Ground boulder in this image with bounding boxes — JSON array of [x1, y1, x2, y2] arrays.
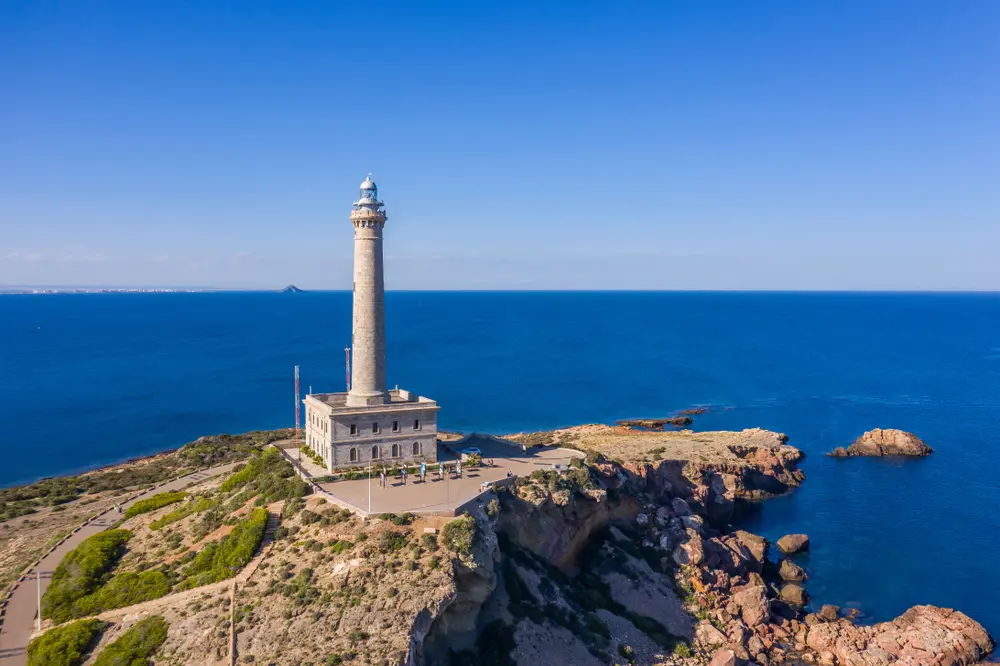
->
[[829, 428, 932, 457], [731, 585, 770, 628], [732, 530, 769, 564], [779, 558, 807, 582], [710, 649, 740, 666], [673, 529, 705, 566], [777, 533, 810, 554], [695, 620, 729, 648], [818, 604, 840, 622], [672, 497, 693, 516], [780, 583, 809, 606]]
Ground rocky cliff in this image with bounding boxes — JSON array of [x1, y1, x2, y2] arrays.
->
[[471, 426, 993, 666]]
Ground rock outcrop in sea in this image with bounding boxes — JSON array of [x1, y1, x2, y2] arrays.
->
[[829, 428, 933, 458]]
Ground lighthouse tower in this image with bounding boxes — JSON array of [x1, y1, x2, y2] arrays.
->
[[301, 175, 439, 471], [347, 174, 389, 407]]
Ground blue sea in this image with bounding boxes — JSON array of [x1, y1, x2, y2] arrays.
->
[[2, 291, 999, 635]]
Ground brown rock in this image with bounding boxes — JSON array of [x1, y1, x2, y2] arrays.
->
[[777, 533, 810, 554], [731, 585, 771, 628], [732, 529, 770, 564], [803, 605, 994, 666], [780, 583, 809, 606], [779, 558, 807, 582], [829, 428, 932, 457], [673, 529, 705, 566], [818, 604, 840, 622], [710, 649, 739, 666], [695, 621, 729, 648]]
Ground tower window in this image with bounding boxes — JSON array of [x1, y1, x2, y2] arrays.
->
[[412, 441, 421, 456], [413, 419, 420, 430], [392, 420, 399, 433], [371, 445, 380, 459], [391, 443, 400, 458], [349, 447, 358, 463], [350, 424, 358, 436], [372, 423, 380, 434]]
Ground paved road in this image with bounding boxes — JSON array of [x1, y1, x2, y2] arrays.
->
[[0, 463, 241, 665], [315, 435, 583, 515]]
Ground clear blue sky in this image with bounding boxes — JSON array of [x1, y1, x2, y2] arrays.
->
[[2, 1, 998, 290]]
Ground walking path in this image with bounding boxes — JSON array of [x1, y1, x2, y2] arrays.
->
[[0, 462, 242, 665]]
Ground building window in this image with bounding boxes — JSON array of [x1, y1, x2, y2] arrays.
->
[[412, 441, 420, 456], [372, 422, 380, 434], [413, 419, 420, 430], [349, 447, 358, 463], [371, 445, 380, 459], [392, 420, 399, 433], [391, 443, 400, 458], [350, 424, 357, 436]]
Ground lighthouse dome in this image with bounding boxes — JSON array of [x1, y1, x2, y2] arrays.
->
[[360, 174, 376, 191]]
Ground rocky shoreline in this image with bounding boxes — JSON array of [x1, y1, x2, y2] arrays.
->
[[441, 424, 995, 666]]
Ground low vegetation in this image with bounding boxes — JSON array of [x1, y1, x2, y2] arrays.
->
[[123, 491, 187, 519], [220, 448, 308, 502], [1, 429, 293, 524], [26, 618, 107, 666], [73, 571, 171, 617], [149, 495, 215, 530], [179, 508, 269, 589], [441, 514, 476, 555], [42, 530, 131, 622], [300, 445, 325, 467], [94, 615, 169, 666]]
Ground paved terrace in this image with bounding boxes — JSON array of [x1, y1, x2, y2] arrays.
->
[[279, 434, 583, 516]]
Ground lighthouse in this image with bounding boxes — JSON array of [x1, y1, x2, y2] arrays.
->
[[301, 175, 440, 471], [347, 174, 389, 407]]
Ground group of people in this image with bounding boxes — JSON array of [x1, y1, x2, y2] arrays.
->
[[374, 460, 475, 488]]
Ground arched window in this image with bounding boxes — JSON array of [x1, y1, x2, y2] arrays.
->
[[349, 447, 358, 463], [412, 441, 420, 456], [371, 445, 380, 460], [391, 443, 400, 458]]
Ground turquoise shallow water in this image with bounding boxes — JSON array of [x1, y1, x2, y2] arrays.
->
[[1, 291, 998, 635]]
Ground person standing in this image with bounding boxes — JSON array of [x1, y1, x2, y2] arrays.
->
[[380, 470, 386, 489], [402, 466, 407, 486]]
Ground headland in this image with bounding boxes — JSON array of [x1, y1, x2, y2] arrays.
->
[[0, 421, 992, 666]]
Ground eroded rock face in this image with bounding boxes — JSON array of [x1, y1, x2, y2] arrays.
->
[[829, 428, 933, 458], [802, 605, 994, 666], [777, 533, 810, 554]]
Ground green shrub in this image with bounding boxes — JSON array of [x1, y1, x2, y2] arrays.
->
[[180, 508, 269, 589], [42, 530, 131, 622], [124, 491, 187, 519], [27, 618, 107, 666], [73, 571, 171, 616], [441, 515, 476, 555], [94, 615, 169, 666], [150, 496, 214, 530], [221, 449, 307, 502]]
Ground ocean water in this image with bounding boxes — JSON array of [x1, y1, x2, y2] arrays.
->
[[1, 291, 999, 635]]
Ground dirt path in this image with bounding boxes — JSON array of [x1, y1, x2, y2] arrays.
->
[[0, 462, 242, 666]]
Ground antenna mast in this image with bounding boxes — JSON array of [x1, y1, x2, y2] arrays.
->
[[294, 365, 301, 444], [345, 347, 351, 392]]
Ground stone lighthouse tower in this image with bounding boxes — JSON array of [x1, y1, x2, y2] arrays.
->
[[347, 174, 389, 407], [301, 174, 439, 471]]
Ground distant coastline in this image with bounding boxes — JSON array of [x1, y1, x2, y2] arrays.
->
[[0, 286, 302, 295]]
